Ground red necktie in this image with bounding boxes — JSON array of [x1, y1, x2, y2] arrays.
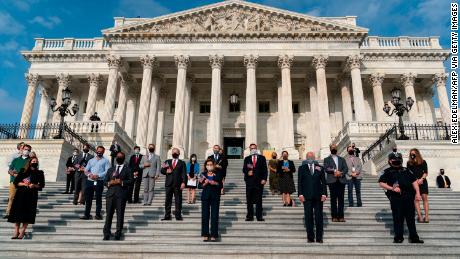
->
[[172, 159, 177, 169], [135, 155, 139, 163], [252, 155, 256, 167]]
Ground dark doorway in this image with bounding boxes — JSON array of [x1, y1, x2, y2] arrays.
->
[[223, 137, 245, 159]]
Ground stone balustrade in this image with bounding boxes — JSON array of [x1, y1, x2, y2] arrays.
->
[[33, 37, 110, 51], [361, 36, 441, 49]]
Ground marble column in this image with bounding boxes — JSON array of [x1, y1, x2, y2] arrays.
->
[[136, 55, 156, 149], [20, 73, 40, 127], [277, 54, 298, 158], [306, 72, 320, 154], [368, 73, 386, 121], [276, 76, 284, 149], [401, 73, 418, 122], [244, 54, 258, 151], [208, 54, 224, 152], [53, 73, 71, 122], [125, 93, 137, 138], [155, 88, 168, 159], [146, 74, 163, 146], [115, 74, 129, 128], [170, 55, 190, 158], [337, 73, 353, 124], [102, 55, 122, 121], [347, 55, 366, 121], [433, 73, 450, 124], [312, 55, 331, 158], [85, 73, 102, 121], [34, 86, 49, 138], [182, 75, 194, 158]]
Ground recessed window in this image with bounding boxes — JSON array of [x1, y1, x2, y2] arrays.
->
[[258, 101, 270, 113], [292, 102, 300, 114], [170, 101, 175, 114], [200, 102, 211, 113], [229, 101, 240, 113]]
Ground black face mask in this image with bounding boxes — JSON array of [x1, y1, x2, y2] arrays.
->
[[348, 150, 354, 155], [331, 149, 337, 155], [272, 156, 277, 159], [116, 157, 125, 164], [410, 154, 416, 159], [440, 171, 445, 175], [96, 152, 103, 158], [393, 148, 397, 153], [30, 163, 39, 169], [172, 153, 179, 159], [83, 149, 89, 153], [148, 148, 155, 153]]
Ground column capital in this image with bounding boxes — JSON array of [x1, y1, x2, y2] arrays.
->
[[312, 55, 328, 70], [336, 73, 351, 85], [87, 73, 103, 86], [346, 54, 363, 70], [432, 72, 448, 86], [278, 54, 294, 69], [56, 73, 71, 86], [244, 54, 259, 69], [120, 73, 133, 87], [140, 55, 158, 69], [25, 73, 40, 87], [107, 55, 122, 69], [400, 73, 417, 87], [209, 54, 224, 69], [39, 86, 48, 97], [174, 55, 190, 69], [368, 73, 385, 87]]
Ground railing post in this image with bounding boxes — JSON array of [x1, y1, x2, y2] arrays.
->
[[414, 123, 419, 140], [444, 123, 450, 140]]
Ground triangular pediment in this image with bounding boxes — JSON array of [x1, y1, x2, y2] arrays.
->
[[103, 0, 368, 40]]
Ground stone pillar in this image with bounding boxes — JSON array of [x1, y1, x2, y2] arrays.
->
[[85, 73, 102, 121], [169, 55, 190, 158], [306, 72, 320, 154], [208, 54, 224, 153], [244, 54, 258, 153], [136, 55, 156, 149], [433, 73, 450, 124], [102, 55, 122, 121], [347, 55, 366, 121], [337, 73, 353, 124], [125, 93, 137, 138], [146, 74, 163, 146], [276, 75, 284, 149], [183, 75, 194, 158], [115, 74, 129, 128], [20, 73, 40, 126], [277, 54, 299, 158], [401, 73, 418, 122], [34, 86, 49, 138], [368, 73, 386, 121], [312, 55, 331, 158], [155, 88, 168, 159], [53, 73, 71, 122]]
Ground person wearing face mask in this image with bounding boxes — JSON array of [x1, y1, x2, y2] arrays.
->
[[277, 151, 296, 207], [406, 148, 429, 223], [200, 159, 224, 242], [345, 145, 363, 207], [206, 145, 228, 195], [323, 144, 348, 222], [242, 143, 268, 221], [186, 154, 200, 204], [389, 146, 401, 159], [139, 144, 161, 206], [5, 144, 32, 219], [379, 152, 424, 244], [436, 169, 451, 188], [127, 146, 144, 204], [109, 141, 121, 167], [73, 144, 94, 206], [103, 152, 133, 241], [8, 157, 45, 239], [351, 143, 360, 158], [64, 148, 81, 194], [81, 146, 110, 220], [160, 147, 187, 221], [268, 152, 280, 195]]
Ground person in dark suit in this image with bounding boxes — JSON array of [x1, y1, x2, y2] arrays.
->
[[323, 144, 348, 222], [206, 145, 228, 195], [160, 147, 187, 221], [200, 158, 224, 242], [242, 143, 268, 221], [64, 148, 81, 194], [73, 144, 94, 205], [298, 152, 327, 243], [277, 151, 296, 207], [103, 151, 133, 241], [127, 146, 143, 203], [436, 169, 451, 188], [109, 141, 121, 167]]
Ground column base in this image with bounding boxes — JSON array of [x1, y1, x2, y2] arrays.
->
[[167, 147, 185, 159]]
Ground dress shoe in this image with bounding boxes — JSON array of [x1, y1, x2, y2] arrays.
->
[[245, 217, 254, 221], [393, 238, 404, 243], [3, 215, 9, 219], [357, 204, 363, 207], [73, 202, 78, 205], [161, 217, 172, 221], [210, 237, 218, 242], [114, 235, 121, 240], [348, 204, 354, 207], [316, 239, 323, 243], [80, 215, 92, 220], [95, 215, 103, 220], [103, 235, 110, 241], [331, 218, 338, 222], [307, 239, 315, 243], [257, 218, 265, 222], [62, 192, 69, 194], [409, 238, 424, 244], [338, 218, 346, 222], [176, 216, 183, 221]]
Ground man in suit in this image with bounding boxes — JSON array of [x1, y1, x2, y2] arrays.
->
[[160, 147, 187, 221], [298, 152, 327, 243], [436, 169, 451, 188], [242, 143, 268, 221], [127, 146, 143, 203], [345, 145, 364, 207], [139, 144, 161, 206], [207, 145, 228, 195], [64, 148, 81, 194], [103, 151, 133, 241], [323, 143, 348, 222], [73, 144, 94, 205], [109, 140, 121, 166]]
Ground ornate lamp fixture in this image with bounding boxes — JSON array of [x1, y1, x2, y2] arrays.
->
[[383, 88, 414, 140]]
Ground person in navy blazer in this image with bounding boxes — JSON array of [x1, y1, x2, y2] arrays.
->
[[323, 144, 348, 222], [298, 152, 327, 243], [242, 143, 268, 221]]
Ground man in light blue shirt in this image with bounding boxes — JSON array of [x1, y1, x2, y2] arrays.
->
[[81, 146, 110, 220]]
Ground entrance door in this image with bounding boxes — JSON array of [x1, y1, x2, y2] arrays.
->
[[223, 137, 245, 159]]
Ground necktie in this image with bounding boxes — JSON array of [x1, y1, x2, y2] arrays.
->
[[443, 176, 448, 187], [172, 159, 177, 169], [135, 155, 139, 163], [83, 153, 87, 161], [72, 156, 76, 163], [252, 155, 256, 167], [215, 154, 217, 161], [114, 165, 121, 178], [310, 164, 314, 175]]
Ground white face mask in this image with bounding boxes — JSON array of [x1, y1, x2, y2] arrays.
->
[[206, 166, 214, 171], [22, 150, 30, 157], [250, 149, 258, 155], [191, 158, 196, 161], [73, 152, 78, 156]]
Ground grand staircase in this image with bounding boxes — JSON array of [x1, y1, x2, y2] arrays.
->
[[1, 159, 460, 258]]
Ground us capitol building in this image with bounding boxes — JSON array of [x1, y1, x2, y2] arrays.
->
[[2, 0, 456, 187]]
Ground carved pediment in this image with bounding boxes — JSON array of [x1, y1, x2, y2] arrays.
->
[[103, 0, 368, 40]]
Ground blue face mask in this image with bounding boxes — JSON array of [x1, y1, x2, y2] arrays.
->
[[306, 159, 315, 164]]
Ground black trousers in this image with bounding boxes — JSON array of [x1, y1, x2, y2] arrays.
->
[[390, 195, 420, 241], [84, 180, 104, 217], [246, 185, 263, 219], [73, 172, 86, 204], [164, 186, 182, 218], [127, 175, 142, 203], [201, 191, 221, 238], [304, 199, 324, 241], [329, 181, 345, 218], [103, 193, 127, 237], [348, 178, 362, 206], [65, 172, 75, 193]]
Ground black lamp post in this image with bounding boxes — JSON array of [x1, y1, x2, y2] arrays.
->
[[230, 91, 239, 105], [50, 87, 79, 139], [383, 87, 414, 140]]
